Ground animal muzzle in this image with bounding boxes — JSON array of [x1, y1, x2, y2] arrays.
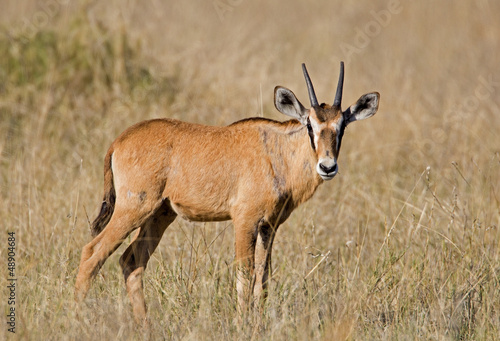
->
[[317, 158, 338, 180]]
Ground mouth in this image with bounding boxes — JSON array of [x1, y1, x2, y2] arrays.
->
[[317, 162, 338, 180], [318, 171, 337, 181]]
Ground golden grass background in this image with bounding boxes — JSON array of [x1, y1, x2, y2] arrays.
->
[[1, 0, 499, 339]]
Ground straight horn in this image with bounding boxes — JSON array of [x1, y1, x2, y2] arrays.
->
[[302, 63, 319, 107], [333, 61, 344, 108]]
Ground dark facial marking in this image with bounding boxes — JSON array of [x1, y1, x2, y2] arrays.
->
[[337, 118, 346, 152], [306, 117, 315, 151], [319, 128, 336, 156], [319, 128, 335, 143], [315, 105, 330, 122]]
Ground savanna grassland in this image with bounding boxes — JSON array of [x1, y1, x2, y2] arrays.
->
[[1, 1, 499, 340]]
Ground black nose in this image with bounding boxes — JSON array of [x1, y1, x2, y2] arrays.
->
[[319, 163, 337, 174]]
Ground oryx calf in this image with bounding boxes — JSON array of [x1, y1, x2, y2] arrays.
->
[[75, 62, 380, 322]]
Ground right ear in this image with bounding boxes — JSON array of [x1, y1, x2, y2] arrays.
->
[[274, 86, 308, 125]]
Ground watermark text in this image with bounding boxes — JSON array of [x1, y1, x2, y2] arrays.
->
[[6, 232, 16, 334]]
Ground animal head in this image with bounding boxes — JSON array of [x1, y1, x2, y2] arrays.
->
[[274, 62, 380, 180]]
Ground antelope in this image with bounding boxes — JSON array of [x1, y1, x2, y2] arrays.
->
[[75, 62, 380, 323]]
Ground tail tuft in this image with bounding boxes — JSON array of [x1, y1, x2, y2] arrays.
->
[[90, 148, 116, 237], [90, 197, 115, 237]]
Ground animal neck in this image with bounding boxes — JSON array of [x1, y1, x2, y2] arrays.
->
[[260, 120, 323, 207]]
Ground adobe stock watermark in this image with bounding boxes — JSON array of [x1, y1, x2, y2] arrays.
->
[[336, 0, 403, 63], [407, 73, 500, 170], [213, 0, 245, 22], [6, 232, 16, 334], [11, 0, 70, 42], [444, 74, 500, 125]]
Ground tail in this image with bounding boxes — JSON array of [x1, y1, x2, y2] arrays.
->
[[91, 147, 116, 237]]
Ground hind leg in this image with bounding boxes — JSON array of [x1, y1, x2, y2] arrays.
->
[[75, 205, 159, 301], [119, 201, 176, 323]]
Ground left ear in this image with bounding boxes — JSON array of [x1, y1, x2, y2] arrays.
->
[[343, 92, 380, 125]]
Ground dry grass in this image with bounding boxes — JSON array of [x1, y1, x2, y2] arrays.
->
[[1, 0, 499, 340]]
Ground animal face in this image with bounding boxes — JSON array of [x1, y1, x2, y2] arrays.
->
[[306, 104, 344, 179], [274, 62, 380, 180]]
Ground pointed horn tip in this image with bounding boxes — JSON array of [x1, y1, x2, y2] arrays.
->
[[301, 63, 318, 107], [339, 61, 345, 75], [333, 61, 345, 107], [301, 63, 308, 75]]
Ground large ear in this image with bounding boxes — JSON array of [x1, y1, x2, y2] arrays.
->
[[274, 86, 308, 125], [343, 92, 380, 125]]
